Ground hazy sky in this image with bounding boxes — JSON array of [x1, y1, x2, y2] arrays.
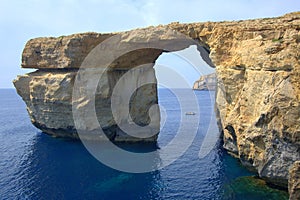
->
[[1, 0, 299, 88]]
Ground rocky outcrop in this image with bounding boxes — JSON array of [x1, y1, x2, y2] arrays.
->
[[193, 73, 216, 90], [289, 161, 300, 200], [14, 12, 300, 193]]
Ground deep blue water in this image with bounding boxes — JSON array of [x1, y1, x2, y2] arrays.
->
[[0, 89, 288, 200]]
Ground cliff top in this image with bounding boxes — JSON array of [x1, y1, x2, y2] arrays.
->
[[21, 11, 299, 71]]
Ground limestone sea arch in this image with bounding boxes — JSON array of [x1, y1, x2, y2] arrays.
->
[[14, 12, 300, 195]]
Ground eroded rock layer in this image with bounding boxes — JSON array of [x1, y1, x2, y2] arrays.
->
[[14, 12, 300, 194]]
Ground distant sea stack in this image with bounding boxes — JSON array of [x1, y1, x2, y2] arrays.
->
[[14, 12, 300, 197], [193, 73, 216, 90]]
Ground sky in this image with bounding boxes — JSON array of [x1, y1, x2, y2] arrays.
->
[[1, 0, 300, 88]]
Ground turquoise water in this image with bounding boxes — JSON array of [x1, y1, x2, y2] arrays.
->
[[0, 89, 288, 199]]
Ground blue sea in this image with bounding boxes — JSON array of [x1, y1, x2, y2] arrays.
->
[[0, 89, 288, 200]]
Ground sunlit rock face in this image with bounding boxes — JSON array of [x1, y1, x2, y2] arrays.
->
[[14, 12, 300, 193]]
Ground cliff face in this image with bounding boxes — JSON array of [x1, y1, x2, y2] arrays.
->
[[14, 12, 299, 193], [289, 161, 300, 200], [193, 73, 216, 90]]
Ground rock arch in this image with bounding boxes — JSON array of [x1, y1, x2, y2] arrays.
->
[[16, 26, 216, 141], [14, 12, 300, 191]]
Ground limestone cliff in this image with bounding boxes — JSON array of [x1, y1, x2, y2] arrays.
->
[[193, 73, 216, 90], [14, 12, 300, 195]]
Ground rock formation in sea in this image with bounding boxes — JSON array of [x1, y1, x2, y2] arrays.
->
[[193, 73, 216, 90], [14, 12, 300, 196]]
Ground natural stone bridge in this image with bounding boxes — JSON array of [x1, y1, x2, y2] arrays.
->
[[14, 12, 299, 197]]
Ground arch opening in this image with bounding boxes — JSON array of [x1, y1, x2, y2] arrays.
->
[[152, 45, 218, 152]]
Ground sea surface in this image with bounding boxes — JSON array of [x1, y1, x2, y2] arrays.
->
[[0, 89, 288, 200]]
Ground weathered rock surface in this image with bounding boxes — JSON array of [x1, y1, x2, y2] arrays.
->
[[21, 33, 113, 69], [193, 73, 216, 90], [14, 12, 300, 195], [289, 161, 300, 200]]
